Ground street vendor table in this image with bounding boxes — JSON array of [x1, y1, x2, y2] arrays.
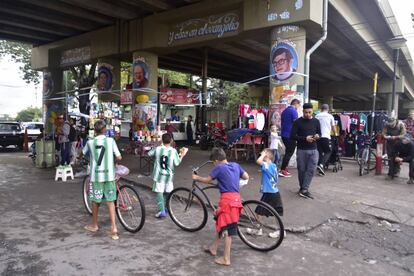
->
[[230, 132, 266, 161], [125, 140, 161, 175]]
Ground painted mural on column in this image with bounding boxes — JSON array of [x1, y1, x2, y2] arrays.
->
[[269, 25, 305, 119], [132, 58, 150, 89], [97, 63, 114, 91], [42, 72, 60, 134]]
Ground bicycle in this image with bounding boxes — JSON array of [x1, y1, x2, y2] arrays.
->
[[357, 135, 388, 176], [166, 161, 284, 252], [82, 163, 146, 233]]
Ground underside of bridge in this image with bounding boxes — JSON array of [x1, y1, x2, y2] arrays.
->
[[1, 0, 413, 115]]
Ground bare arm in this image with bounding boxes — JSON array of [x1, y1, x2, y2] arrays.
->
[[256, 151, 266, 166], [192, 174, 214, 184], [241, 171, 249, 180]]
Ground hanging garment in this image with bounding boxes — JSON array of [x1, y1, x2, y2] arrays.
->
[[339, 114, 351, 133], [358, 113, 368, 134], [349, 113, 360, 133]]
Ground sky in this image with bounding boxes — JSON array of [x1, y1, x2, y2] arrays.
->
[[0, 0, 413, 118]]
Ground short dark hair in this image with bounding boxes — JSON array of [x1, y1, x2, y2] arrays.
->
[[263, 148, 274, 160], [210, 147, 226, 161], [291, 99, 300, 106], [273, 47, 292, 62], [94, 120, 106, 135], [303, 103, 313, 110], [162, 133, 172, 144]]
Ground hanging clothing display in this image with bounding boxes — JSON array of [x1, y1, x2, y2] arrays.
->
[[358, 113, 368, 134]]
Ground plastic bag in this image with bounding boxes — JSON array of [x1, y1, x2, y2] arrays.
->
[[116, 164, 130, 177]]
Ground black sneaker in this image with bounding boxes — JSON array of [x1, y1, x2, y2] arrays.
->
[[298, 190, 314, 199], [317, 164, 325, 176]]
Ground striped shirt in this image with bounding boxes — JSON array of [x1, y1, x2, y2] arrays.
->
[[148, 145, 181, 184], [82, 135, 121, 182]]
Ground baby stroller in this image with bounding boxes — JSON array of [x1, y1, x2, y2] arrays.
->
[[326, 136, 343, 172]]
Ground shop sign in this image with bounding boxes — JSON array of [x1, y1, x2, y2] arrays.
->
[[120, 90, 133, 105], [60, 46, 91, 67], [168, 11, 240, 46], [160, 88, 200, 104]]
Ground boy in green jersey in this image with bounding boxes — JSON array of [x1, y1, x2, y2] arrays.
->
[[81, 120, 122, 240], [148, 133, 188, 218]]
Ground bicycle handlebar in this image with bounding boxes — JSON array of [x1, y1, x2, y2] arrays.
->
[[192, 160, 213, 174]]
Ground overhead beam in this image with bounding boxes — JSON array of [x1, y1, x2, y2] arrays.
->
[[1, 1, 97, 31], [0, 33, 44, 45], [59, 0, 140, 19], [137, 0, 173, 11], [0, 12, 76, 37], [0, 25, 57, 42], [16, 0, 114, 24]]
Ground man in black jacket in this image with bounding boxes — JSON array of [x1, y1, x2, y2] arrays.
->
[[393, 134, 414, 184], [290, 103, 321, 199]]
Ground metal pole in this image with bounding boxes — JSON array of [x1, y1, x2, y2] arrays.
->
[[368, 73, 378, 173], [304, 0, 328, 102], [201, 48, 208, 132], [391, 48, 400, 118]]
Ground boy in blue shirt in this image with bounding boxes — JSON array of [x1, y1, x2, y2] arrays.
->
[[193, 148, 249, 266], [247, 149, 284, 238]]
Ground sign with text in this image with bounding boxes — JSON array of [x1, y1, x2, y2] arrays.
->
[[168, 11, 240, 46], [60, 46, 91, 67], [160, 88, 200, 104]]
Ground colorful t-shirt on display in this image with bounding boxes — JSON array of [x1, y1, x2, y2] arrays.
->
[[261, 162, 278, 193], [82, 135, 121, 182], [148, 145, 181, 184], [358, 113, 368, 134], [339, 114, 351, 133], [210, 162, 246, 193], [349, 114, 360, 133]]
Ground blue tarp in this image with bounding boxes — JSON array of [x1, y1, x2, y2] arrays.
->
[[227, 128, 261, 148]]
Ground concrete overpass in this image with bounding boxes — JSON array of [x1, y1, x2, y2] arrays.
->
[[1, 0, 413, 117]]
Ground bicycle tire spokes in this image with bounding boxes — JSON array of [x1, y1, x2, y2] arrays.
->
[[116, 185, 145, 233], [238, 200, 284, 252], [167, 188, 208, 232]]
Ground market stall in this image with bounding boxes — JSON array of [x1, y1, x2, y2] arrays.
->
[[159, 88, 200, 142]]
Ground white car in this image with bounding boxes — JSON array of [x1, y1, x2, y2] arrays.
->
[[21, 122, 44, 141]]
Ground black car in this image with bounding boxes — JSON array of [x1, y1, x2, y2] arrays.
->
[[0, 122, 24, 149]]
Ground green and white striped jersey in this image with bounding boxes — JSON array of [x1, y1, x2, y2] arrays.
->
[[148, 145, 181, 184], [82, 135, 121, 182]]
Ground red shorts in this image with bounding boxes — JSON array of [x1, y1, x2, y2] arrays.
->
[[215, 192, 243, 234]]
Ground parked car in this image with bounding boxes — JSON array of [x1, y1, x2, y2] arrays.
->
[[21, 122, 44, 141], [0, 122, 24, 149]]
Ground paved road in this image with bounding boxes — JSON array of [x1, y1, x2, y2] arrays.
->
[[1, 150, 413, 275]]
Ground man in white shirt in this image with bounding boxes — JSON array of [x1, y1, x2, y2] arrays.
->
[[315, 104, 335, 176]]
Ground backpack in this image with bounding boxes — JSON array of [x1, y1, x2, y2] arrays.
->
[[67, 122, 77, 142]]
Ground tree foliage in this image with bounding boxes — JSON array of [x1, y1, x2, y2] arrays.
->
[[15, 107, 42, 122], [0, 40, 40, 85]]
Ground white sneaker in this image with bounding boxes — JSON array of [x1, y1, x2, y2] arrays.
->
[[246, 228, 263, 236], [269, 230, 286, 239]]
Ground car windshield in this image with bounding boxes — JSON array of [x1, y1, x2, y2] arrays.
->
[[0, 124, 21, 131]]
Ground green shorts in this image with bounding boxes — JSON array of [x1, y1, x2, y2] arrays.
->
[[89, 181, 117, 203]]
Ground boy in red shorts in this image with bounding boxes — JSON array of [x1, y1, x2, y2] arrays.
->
[[192, 148, 249, 266]]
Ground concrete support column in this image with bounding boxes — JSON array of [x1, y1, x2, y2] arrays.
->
[[97, 57, 121, 102], [131, 51, 158, 131], [323, 95, 334, 110], [43, 68, 63, 135], [269, 25, 306, 113], [387, 93, 399, 117]]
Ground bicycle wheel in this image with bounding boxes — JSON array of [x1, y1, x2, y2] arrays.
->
[[82, 176, 93, 215], [167, 187, 208, 232], [238, 200, 284, 252], [116, 184, 146, 233]]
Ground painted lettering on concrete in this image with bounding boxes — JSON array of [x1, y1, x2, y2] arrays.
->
[[168, 12, 240, 46]]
